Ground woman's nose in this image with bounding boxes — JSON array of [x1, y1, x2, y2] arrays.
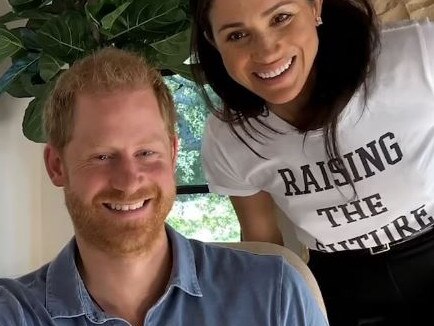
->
[[251, 33, 280, 63]]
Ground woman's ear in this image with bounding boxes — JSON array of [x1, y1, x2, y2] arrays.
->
[[313, 0, 323, 19], [204, 31, 217, 49]]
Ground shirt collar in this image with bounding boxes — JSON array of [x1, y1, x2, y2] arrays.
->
[[45, 224, 202, 321], [45, 239, 109, 322], [165, 224, 202, 297]]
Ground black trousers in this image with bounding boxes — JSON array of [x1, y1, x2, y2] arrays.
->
[[308, 229, 434, 326]]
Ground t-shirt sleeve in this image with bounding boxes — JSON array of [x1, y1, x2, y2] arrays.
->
[[420, 19, 434, 90], [279, 262, 329, 326], [201, 117, 260, 196]]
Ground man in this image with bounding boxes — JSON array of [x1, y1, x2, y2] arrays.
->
[[0, 48, 328, 325]]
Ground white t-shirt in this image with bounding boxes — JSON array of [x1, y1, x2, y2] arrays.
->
[[202, 20, 434, 252]]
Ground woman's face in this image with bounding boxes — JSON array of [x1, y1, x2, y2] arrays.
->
[[208, 0, 322, 105]]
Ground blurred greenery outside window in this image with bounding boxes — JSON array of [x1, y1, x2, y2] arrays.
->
[[163, 75, 240, 242]]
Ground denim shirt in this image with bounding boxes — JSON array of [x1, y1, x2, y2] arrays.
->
[[0, 225, 328, 326]]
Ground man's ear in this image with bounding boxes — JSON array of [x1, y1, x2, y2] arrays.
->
[[171, 135, 179, 172], [44, 144, 67, 187]]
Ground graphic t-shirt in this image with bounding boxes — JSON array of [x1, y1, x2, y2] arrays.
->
[[202, 20, 434, 252]]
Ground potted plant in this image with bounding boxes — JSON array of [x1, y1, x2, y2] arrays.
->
[[0, 0, 192, 142]]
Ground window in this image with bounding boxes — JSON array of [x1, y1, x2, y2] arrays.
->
[[164, 75, 240, 242]]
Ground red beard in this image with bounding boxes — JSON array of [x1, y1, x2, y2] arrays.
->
[[64, 184, 175, 256]]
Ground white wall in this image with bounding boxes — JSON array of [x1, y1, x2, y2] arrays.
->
[[0, 74, 72, 279], [0, 0, 72, 277], [0, 90, 44, 276]]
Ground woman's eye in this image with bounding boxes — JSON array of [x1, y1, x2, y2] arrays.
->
[[273, 13, 292, 25], [227, 31, 247, 42], [98, 154, 110, 161]]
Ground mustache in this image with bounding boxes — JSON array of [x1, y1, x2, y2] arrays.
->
[[94, 186, 159, 204]]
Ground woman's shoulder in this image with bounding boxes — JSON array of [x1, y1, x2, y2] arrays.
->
[[204, 114, 232, 143], [205, 113, 227, 131], [376, 19, 433, 72], [381, 18, 432, 30], [380, 18, 433, 39]]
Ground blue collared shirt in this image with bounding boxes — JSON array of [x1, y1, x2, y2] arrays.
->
[[0, 226, 328, 325]]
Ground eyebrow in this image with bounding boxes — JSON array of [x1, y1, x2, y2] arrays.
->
[[87, 135, 167, 152], [262, 0, 295, 17], [217, 0, 295, 33]]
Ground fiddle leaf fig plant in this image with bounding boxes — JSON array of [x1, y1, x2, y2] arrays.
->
[[0, 0, 192, 142]]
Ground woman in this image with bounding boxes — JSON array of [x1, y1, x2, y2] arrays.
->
[[190, 0, 434, 325]]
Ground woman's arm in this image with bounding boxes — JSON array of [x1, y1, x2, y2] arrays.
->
[[230, 191, 284, 245]]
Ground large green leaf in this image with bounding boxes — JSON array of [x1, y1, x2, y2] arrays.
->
[[101, 1, 132, 31], [11, 27, 41, 50], [0, 27, 24, 65], [6, 73, 33, 98], [8, 0, 43, 13], [165, 63, 193, 80], [5, 51, 47, 97], [9, 0, 38, 5], [22, 74, 47, 98], [7, 57, 51, 98], [39, 53, 63, 82], [50, 0, 84, 13], [23, 9, 58, 30], [85, 0, 129, 18], [22, 76, 56, 142], [22, 75, 59, 142], [37, 11, 94, 63], [85, 1, 102, 28], [151, 28, 191, 69], [85, 0, 126, 29], [0, 52, 39, 94], [19, 10, 56, 20], [23, 96, 46, 142], [0, 12, 22, 24], [105, 0, 186, 41]]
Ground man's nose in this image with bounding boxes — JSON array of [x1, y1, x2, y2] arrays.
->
[[110, 158, 145, 195]]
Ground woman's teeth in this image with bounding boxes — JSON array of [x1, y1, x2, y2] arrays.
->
[[256, 58, 293, 79]]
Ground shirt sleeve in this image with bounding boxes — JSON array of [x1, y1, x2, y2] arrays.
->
[[0, 286, 28, 325], [279, 262, 329, 326], [0, 281, 53, 326], [201, 116, 260, 196]]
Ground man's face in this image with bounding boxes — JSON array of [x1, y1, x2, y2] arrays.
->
[[45, 88, 177, 256]]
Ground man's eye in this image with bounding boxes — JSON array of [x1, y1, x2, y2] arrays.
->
[[227, 31, 247, 42], [97, 154, 110, 161], [273, 13, 292, 25], [139, 151, 155, 158]]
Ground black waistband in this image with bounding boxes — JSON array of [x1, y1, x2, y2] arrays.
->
[[311, 226, 434, 258]]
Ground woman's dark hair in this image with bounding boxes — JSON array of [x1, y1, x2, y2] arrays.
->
[[190, 0, 381, 192]]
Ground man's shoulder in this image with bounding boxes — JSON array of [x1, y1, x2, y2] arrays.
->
[[0, 264, 47, 296], [0, 266, 51, 324], [189, 240, 300, 282], [186, 240, 328, 325]]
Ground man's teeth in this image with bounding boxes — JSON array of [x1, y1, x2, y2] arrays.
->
[[109, 201, 145, 211], [257, 58, 293, 79]]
